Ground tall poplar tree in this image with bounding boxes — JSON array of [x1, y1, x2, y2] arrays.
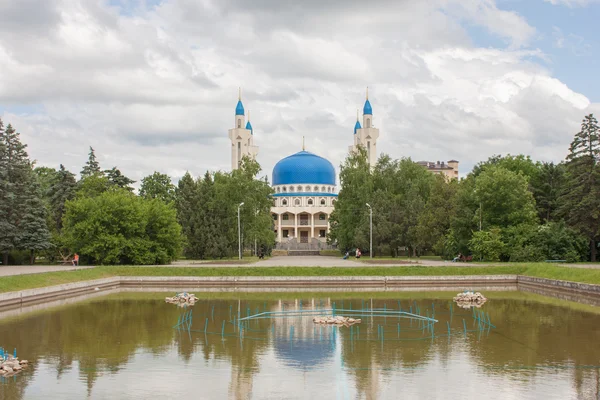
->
[[560, 114, 600, 261]]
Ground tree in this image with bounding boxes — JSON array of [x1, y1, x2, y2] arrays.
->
[[17, 179, 51, 264], [62, 189, 182, 264], [414, 175, 459, 257], [469, 229, 505, 261], [104, 167, 135, 192], [80, 146, 101, 178], [139, 172, 176, 203], [530, 162, 566, 223], [48, 164, 77, 233], [474, 165, 538, 229], [0, 121, 35, 265], [560, 114, 600, 261], [328, 146, 373, 253], [175, 172, 199, 257]]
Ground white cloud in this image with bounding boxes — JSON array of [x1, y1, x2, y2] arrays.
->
[[545, 0, 600, 7], [0, 0, 597, 184]]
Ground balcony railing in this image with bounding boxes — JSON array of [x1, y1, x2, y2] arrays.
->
[[299, 220, 309, 226]]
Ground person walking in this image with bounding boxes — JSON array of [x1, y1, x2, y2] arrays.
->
[[72, 253, 79, 266]]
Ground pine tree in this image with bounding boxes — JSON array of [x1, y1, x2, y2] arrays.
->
[[18, 178, 51, 264], [104, 167, 135, 192], [560, 114, 600, 261], [80, 146, 101, 178], [49, 164, 77, 233], [0, 121, 36, 265]]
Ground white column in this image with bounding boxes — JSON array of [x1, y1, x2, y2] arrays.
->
[[294, 213, 298, 240], [277, 213, 282, 242], [310, 212, 314, 239]]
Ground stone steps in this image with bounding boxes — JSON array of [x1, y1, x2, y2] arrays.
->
[[287, 250, 320, 256]]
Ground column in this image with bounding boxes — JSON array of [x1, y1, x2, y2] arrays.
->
[[327, 214, 330, 236], [294, 213, 298, 240], [277, 213, 282, 242], [310, 212, 314, 239]]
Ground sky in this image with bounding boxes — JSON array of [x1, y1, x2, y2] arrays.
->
[[0, 0, 599, 185]]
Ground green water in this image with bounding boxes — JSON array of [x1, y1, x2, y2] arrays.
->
[[0, 290, 599, 399]]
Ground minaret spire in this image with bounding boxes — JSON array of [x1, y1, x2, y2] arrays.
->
[[238, 87, 241, 100], [357, 109, 359, 121], [248, 110, 250, 121], [302, 136, 305, 151], [366, 86, 369, 100]]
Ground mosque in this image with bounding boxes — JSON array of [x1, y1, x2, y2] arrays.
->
[[228, 90, 379, 249]]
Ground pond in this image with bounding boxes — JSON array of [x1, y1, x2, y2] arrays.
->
[[0, 289, 599, 399]]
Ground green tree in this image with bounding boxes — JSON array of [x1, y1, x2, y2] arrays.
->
[[559, 114, 600, 261], [17, 179, 51, 264], [414, 175, 459, 257], [33, 166, 59, 197], [104, 166, 135, 192], [48, 164, 77, 233], [0, 121, 36, 265], [175, 172, 199, 257], [530, 162, 566, 223], [80, 146, 101, 178], [328, 146, 373, 252], [474, 165, 538, 229], [469, 229, 505, 261], [139, 171, 176, 203], [62, 189, 182, 264], [76, 174, 112, 198]]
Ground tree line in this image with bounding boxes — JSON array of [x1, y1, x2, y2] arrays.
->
[[0, 118, 274, 265], [329, 114, 600, 262]]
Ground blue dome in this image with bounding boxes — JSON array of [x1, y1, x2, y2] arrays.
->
[[235, 100, 245, 116], [363, 99, 372, 115], [272, 151, 336, 185], [354, 120, 361, 134], [245, 120, 253, 134]]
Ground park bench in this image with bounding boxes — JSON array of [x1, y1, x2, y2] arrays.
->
[[545, 260, 566, 263]]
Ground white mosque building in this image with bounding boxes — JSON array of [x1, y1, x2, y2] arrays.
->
[[229, 90, 379, 249]]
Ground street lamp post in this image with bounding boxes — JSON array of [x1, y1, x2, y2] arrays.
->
[[366, 203, 372, 259], [238, 202, 244, 260]]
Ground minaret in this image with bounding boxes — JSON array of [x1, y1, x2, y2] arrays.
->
[[348, 88, 379, 167], [228, 88, 259, 170]]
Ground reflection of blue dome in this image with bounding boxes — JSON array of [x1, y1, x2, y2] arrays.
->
[[363, 99, 372, 115], [245, 120, 253, 134], [272, 151, 336, 185], [354, 120, 361, 134], [275, 338, 334, 369], [235, 100, 245, 116]]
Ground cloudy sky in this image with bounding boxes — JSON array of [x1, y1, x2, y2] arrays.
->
[[1, 0, 599, 185]]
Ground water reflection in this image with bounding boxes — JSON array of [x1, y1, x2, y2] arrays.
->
[[0, 291, 598, 399]]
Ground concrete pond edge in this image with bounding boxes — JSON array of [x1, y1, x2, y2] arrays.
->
[[0, 275, 599, 309]]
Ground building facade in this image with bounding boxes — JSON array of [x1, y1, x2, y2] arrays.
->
[[229, 92, 377, 249], [416, 160, 459, 180]]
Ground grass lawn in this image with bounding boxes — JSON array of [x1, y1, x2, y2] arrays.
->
[[1, 263, 600, 293]]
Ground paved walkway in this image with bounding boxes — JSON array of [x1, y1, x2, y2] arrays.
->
[[0, 265, 94, 277]]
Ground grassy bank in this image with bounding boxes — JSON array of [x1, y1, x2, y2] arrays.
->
[[0, 264, 599, 293]]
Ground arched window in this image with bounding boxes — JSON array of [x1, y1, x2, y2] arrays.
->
[[321, 186, 326, 192], [276, 187, 280, 193], [306, 186, 311, 192], [327, 187, 331, 193], [366, 118, 371, 128], [314, 186, 319, 192], [294, 198, 300, 206], [308, 199, 313, 205], [320, 199, 326, 206], [237, 120, 241, 128], [282, 187, 287, 192], [289, 186, 294, 192], [332, 199, 336, 205], [282, 199, 288, 206], [297, 186, 302, 192]]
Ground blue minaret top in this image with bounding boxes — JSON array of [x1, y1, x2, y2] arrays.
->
[[235, 87, 244, 115], [235, 100, 244, 116], [245, 120, 253, 134], [363, 87, 372, 115], [354, 110, 361, 134]]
